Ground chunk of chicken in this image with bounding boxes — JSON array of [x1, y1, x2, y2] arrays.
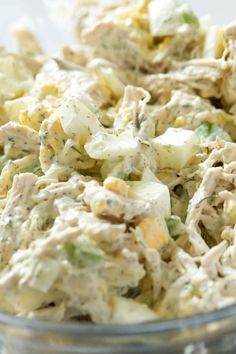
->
[[0, 173, 37, 268], [0, 122, 40, 158], [82, 22, 150, 71]]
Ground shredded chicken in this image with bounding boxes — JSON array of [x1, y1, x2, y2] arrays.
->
[[0, 0, 236, 325]]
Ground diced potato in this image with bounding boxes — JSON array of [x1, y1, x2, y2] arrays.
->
[[148, 0, 199, 37], [85, 132, 138, 160], [111, 296, 157, 324], [138, 216, 170, 250], [152, 128, 197, 170], [58, 96, 103, 144], [128, 181, 171, 217], [104, 176, 129, 197], [203, 26, 225, 59]]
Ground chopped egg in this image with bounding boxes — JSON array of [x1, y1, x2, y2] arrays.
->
[[58, 96, 103, 145], [148, 0, 199, 37], [152, 128, 197, 170], [85, 132, 138, 160], [128, 180, 171, 217], [138, 216, 170, 250], [104, 176, 129, 197], [111, 296, 157, 324]]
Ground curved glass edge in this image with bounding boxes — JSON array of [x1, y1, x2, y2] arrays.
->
[[0, 304, 236, 337]]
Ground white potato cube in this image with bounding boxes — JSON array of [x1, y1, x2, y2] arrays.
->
[[85, 132, 138, 160], [58, 96, 103, 144], [152, 128, 197, 170], [128, 181, 171, 217]]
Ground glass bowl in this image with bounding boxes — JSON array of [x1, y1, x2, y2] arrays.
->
[[1, 306, 236, 354], [1, 1, 236, 354]]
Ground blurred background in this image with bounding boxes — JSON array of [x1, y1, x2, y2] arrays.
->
[[0, 0, 235, 52]]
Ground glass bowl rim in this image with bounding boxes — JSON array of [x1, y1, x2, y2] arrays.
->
[[0, 304, 236, 337]]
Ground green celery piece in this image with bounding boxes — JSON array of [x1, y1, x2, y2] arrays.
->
[[63, 243, 104, 268], [167, 215, 186, 238], [195, 122, 232, 143], [181, 11, 199, 29], [19, 159, 43, 176]]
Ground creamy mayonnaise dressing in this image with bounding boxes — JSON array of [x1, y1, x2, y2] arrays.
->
[[0, 0, 236, 324]]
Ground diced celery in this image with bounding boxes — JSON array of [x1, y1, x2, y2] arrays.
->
[[63, 243, 104, 268], [166, 215, 186, 238], [20, 160, 43, 176], [195, 122, 232, 143], [181, 12, 199, 29]]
